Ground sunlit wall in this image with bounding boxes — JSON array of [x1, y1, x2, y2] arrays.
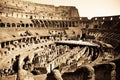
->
[[26, 0, 120, 19]]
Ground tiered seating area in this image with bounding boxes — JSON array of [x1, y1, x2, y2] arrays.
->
[[98, 32, 120, 46], [0, 0, 79, 20], [82, 15, 120, 54], [0, 0, 120, 80]]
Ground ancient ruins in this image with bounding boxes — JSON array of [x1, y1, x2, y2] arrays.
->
[[0, 0, 120, 80]]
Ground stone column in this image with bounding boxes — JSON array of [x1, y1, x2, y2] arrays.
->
[[77, 65, 95, 80], [4, 42, 6, 48], [85, 65, 95, 80], [0, 43, 1, 48], [16, 55, 34, 80], [110, 62, 116, 80], [52, 69, 63, 80], [46, 69, 63, 80]]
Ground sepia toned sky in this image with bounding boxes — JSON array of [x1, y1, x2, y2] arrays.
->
[[27, 0, 120, 19]]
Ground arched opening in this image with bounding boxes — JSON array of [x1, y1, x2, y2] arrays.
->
[[21, 23, 25, 27], [30, 16, 33, 19], [17, 23, 20, 27], [30, 24, 33, 27], [1, 23, 5, 27], [0, 23, 1, 27], [94, 25, 98, 28], [72, 21, 75, 27], [26, 23, 29, 27], [7, 23, 11, 27], [62, 21, 65, 27], [12, 23, 16, 27], [69, 21, 71, 27], [65, 21, 68, 27], [1, 42, 5, 48]]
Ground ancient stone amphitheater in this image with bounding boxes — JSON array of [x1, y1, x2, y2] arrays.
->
[[0, 0, 120, 80]]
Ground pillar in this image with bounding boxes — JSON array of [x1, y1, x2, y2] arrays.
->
[[4, 42, 6, 48], [16, 55, 34, 80], [85, 65, 95, 80], [110, 62, 116, 80], [52, 69, 63, 80], [0, 43, 1, 48], [77, 65, 95, 80]]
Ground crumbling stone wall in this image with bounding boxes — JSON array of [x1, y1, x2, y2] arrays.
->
[[94, 62, 116, 80], [62, 65, 95, 80]]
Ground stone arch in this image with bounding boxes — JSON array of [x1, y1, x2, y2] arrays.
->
[[94, 62, 116, 80], [30, 24, 33, 27], [17, 23, 20, 27], [21, 23, 25, 27], [26, 23, 29, 27], [62, 65, 95, 80], [1, 23, 5, 27], [30, 16, 33, 19], [12, 23, 16, 27], [7, 23, 11, 27]]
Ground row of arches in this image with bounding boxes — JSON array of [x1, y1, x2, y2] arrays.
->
[[31, 19, 79, 28], [0, 20, 79, 28], [0, 36, 50, 48], [0, 23, 33, 28]]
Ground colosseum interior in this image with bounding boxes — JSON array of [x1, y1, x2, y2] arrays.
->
[[0, 0, 120, 80]]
